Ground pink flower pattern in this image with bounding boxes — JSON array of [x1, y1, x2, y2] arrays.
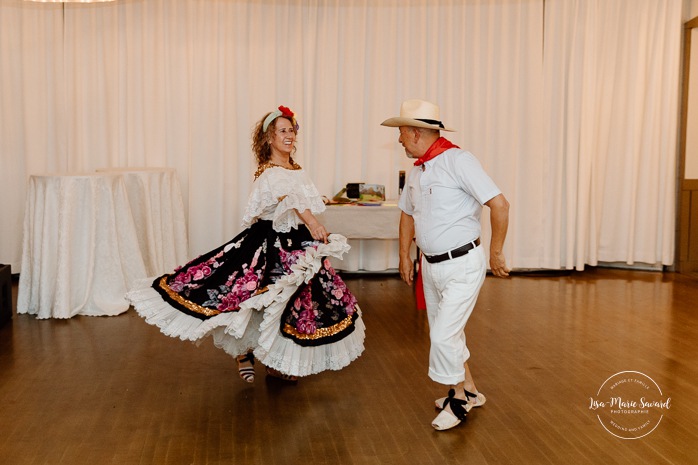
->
[[165, 228, 357, 340], [278, 246, 307, 273], [286, 258, 357, 335], [319, 260, 357, 315], [207, 247, 265, 311], [293, 286, 318, 334], [169, 251, 224, 293]]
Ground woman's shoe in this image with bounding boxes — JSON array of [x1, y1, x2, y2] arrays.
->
[[435, 389, 486, 410], [432, 389, 468, 431], [237, 352, 256, 383], [265, 367, 298, 382]]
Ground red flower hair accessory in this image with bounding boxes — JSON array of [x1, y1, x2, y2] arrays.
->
[[263, 105, 300, 133], [278, 105, 294, 118]]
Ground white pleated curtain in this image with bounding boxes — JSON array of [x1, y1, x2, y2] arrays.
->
[[0, 0, 683, 272], [544, 0, 681, 270]]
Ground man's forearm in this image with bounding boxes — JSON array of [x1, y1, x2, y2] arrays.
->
[[486, 194, 510, 253], [399, 212, 415, 258]]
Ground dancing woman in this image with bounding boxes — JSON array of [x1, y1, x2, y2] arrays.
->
[[126, 105, 365, 383]]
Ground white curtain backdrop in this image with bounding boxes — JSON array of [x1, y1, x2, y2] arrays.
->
[[544, 0, 682, 270], [0, 0, 683, 273]]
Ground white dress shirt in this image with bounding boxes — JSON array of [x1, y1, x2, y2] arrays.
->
[[398, 148, 501, 255]]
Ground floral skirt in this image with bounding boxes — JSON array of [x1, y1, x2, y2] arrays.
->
[[126, 220, 365, 377]]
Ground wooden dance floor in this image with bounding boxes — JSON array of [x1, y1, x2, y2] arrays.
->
[[1, 268, 697, 464]]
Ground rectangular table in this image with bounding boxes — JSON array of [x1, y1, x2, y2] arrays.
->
[[317, 202, 406, 272], [319, 202, 401, 239]]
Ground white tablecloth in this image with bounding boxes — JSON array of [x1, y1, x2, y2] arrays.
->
[[317, 202, 406, 272], [96, 168, 188, 276], [17, 169, 188, 319], [319, 203, 402, 239]]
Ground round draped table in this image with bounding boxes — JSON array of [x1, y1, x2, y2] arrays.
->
[[18, 169, 188, 319], [95, 167, 188, 277]]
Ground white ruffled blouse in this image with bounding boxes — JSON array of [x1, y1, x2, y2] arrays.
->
[[241, 166, 326, 232]]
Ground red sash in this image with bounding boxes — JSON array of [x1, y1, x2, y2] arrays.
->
[[412, 137, 458, 310], [413, 137, 459, 166]]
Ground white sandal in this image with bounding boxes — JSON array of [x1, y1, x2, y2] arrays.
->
[[431, 389, 468, 431], [436, 389, 485, 410]]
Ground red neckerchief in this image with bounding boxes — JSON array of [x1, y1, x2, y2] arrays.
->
[[413, 137, 459, 166]]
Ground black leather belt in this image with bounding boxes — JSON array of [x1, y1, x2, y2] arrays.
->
[[423, 239, 481, 264]]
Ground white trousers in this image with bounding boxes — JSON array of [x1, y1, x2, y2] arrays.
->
[[421, 245, 486, 385]]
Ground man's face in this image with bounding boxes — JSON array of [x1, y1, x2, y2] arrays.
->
[[398, 126, 420, 158]]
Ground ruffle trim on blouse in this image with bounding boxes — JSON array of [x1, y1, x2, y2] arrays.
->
[[271, 189, 325, 233], [125, 234, 363, 376], [241, 169, 325, 232]]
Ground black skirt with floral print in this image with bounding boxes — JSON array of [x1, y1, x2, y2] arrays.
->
[[151, 220, 359, 347]]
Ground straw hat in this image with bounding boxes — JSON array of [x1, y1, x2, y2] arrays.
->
[[381, 99, 455, 132]]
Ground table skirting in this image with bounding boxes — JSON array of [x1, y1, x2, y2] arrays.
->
[[317, 202, 406, 272], [18, 169, 188, 319]]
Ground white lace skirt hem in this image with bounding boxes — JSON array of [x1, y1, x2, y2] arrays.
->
[[125, 234, 364, 376]]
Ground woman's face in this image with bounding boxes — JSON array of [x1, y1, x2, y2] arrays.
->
[[269, 117, 296, 157]]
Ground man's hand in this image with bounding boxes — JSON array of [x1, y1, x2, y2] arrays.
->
[[399, 257, 414, 286], [489, 251, 510, 278], [399, 212, 416, 286]]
